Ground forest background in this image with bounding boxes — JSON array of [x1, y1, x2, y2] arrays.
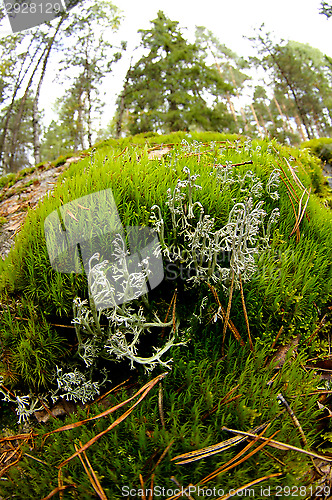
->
[[0, 0, 332, 174]]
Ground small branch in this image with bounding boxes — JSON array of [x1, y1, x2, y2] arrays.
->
[[239, 273, 254, 351], [222, 270, 235, 356], [158, 382, 165, 428], [277, 393, 307, 447]]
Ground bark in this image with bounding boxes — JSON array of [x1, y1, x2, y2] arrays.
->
[[116, 62, 132, 138], [0, 36, 39, 169], [32, 14, 66, 165], [84, 42, 92, 149], [8, 45, 49, 170], [250, 103, 264, 138]]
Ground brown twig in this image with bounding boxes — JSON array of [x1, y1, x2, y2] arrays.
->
[[161, 289, 177, 339], [239, 273, 254, 351], [222, 270, 235, 356], [307, 314, 327, 345], [277, 393, 307, 446], [270, 325, 284, 351], [158, 382, 165, 428]]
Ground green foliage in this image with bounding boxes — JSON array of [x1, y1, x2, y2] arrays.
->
[[0, 344, 324, 498], [118, 11, 233, 135], [248, 28, 332, 141], [0, 132, 331, 397], [301, 137, 332, 163], [320, 1, 332, 18]]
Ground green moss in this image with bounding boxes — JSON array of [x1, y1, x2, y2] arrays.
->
[[0, 172, 16, 190], [0, 132, 331, 494], [301, 137, 332, 163], [0, 346, 324, 498]]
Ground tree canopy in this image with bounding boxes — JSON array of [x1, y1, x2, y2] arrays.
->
[[117, 11, 233, 135]]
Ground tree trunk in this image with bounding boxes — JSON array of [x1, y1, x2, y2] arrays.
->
[[260, 37, 313, 140], [116, 62, 132, 138], [8, 46, 49, 170], [32, 14, 66, 165], [0, 36, 40, 169]]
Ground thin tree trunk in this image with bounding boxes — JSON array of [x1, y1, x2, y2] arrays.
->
[[0, 36, 40, 169], [8, 45, 49, 170], [116, 61, 132, 138], [32, 14, 66, 164], [250, 103, 264, 138], [226, 93, 238, 124], [260, 37, 313, 139], [294, 113, 306, 141], [273, 96, 292, 133]]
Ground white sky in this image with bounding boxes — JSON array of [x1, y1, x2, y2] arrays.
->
[[2, 0, 332, 131]]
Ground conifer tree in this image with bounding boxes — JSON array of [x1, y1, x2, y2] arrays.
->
[[118, 11, 232, 135], [248, 27, 332, 140]]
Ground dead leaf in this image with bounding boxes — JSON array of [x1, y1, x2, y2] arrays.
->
[[34, 399, 77, 423], [6, 204, 20, 215], [270, 334, 300, 369], [148, 147, 171, 160]]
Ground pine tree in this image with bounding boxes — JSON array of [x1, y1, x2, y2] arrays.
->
[[118, 11, 232, 135], [248, 27, 332, 140]]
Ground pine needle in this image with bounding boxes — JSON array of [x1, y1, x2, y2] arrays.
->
[[43, 373, 166, 444], [207, 283, 244, 349], [172, 423, 269, 465], [40, 485, 76, 500], [222, 427, 332, 462], [239, 273, 253, 351], [222, 270, 235, 355], [215, 473, 283, 500], [58, 373, 166, 467], [75, 442, 107, 500], [199, 428, 280, 485]]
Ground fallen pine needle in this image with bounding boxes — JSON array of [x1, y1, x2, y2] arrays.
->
[[215, 472, 283, 500], [75, 442, 107, 500], [58, 373, 167, 467], [172, 423, 269, 465], [222, 427, 332, 462], [199, 426, 277, 484], [40, 485, 76, 500], [43, 373, 167, 444]]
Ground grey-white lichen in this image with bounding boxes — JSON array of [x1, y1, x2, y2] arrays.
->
[[150, 164, 280, 291], [51, 366, 101, 404], [0, 376, 43, 423]]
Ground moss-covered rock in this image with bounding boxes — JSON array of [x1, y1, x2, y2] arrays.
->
[[0, 132, 331, 494]]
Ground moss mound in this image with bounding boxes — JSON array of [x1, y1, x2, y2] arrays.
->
[[301, 137, 332, 164], [0, 132, 332, 496]]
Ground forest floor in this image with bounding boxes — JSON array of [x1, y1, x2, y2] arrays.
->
[[0, 156, 85, 261]]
